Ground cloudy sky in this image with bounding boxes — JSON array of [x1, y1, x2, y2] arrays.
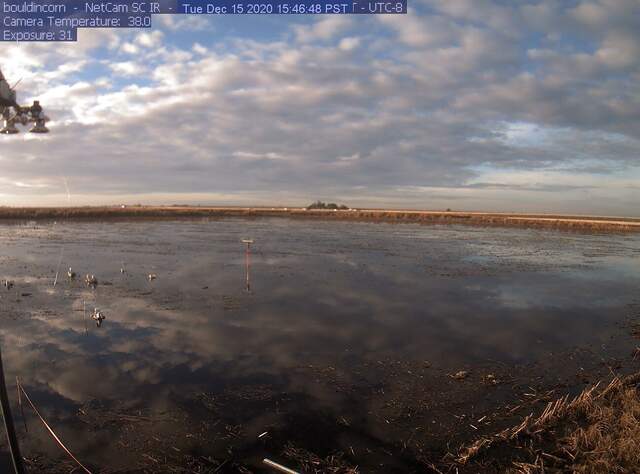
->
[[1, 0, 639, 215]]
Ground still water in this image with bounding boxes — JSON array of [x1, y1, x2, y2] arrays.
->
[[1, 219, 639, 472]]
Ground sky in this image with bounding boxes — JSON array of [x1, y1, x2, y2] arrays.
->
[[0, 0, 639, 215]]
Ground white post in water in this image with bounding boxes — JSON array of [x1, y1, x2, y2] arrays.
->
[[242, 239, 254, 291]]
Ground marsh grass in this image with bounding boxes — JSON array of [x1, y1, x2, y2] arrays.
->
[[0, 206, 638, 232], [452, 373, 640, 473]]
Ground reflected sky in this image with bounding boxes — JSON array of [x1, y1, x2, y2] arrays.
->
[[1, 219, 639, 471]]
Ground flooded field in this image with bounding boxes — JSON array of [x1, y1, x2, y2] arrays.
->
[[1, 218, 640, 472]]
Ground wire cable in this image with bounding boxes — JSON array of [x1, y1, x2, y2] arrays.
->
[[16, 378, 93, 474]]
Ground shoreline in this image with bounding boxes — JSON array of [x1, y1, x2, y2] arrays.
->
[[1, 206, 640, 232]]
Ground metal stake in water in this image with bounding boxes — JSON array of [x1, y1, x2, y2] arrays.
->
[[242, 239, 254, 292]]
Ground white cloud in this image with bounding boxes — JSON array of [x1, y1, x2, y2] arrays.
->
[[109, 61, 146, 77], [0, 2, 639, 215], [192, 43, 208, 55], [120, 42, 140, 55], [294, 16, 352, 43], [135, 30, 164, 48]]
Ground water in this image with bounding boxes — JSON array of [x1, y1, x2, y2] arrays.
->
[[1, 219, 639, 472]]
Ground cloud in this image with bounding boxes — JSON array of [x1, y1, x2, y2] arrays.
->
[[0, 2, 639, 214], [156, 13, 213, 31], [294, 16, 352, 42], [109, 61, 146, 77], [338, 36, 360, 51], [135, 30, 165, 48]]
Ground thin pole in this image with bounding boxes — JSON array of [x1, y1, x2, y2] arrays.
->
[[0, 345, 25, 474], [83, 300, 88, 335], [241, 239, 254, 292], [245, 242, 251, 291], [16, 378, 27, 433]]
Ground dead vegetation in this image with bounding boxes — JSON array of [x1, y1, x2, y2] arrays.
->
[[0, 206, 638, 232], [282, 442, 359, 473], [76, 402, 177, 429], [450, 372, 640, 473]]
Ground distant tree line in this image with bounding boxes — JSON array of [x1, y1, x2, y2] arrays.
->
[[307, 201, 349, 210]]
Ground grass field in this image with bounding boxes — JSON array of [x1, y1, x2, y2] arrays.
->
[[0, 206, 639, 232], [452, 372, 640, 473]]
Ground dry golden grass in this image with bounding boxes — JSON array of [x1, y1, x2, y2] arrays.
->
[[0, 206, 639, 232], [452, 373, 640, 473]]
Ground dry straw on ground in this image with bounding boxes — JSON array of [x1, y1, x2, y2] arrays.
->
[[451, 373, 640, 473], [283, 443, 359, 473]]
